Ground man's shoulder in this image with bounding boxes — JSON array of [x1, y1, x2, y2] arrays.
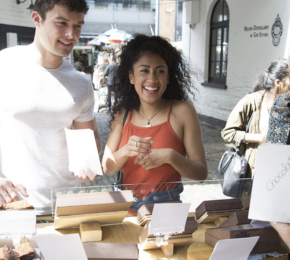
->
[[0, 45, 26, 58]]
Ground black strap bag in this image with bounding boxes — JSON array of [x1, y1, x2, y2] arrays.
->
[[215, 146, 247, 198], [215, 114, 253, 198]]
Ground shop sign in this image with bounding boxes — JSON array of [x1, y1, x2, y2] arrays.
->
[[243, 14, 283, 47]]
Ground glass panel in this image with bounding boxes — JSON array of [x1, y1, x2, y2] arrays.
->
[[223, 28, 228, 62], [223, 28, 228, 43], [221, 62, 227, 78], [211, 0, 223, 23], [216, 48, 221, 62], [215, 62, 220, 77], [217, 28, 222, 46], [223, 1, 229, 21], [210, 62, 216, 77], [50, 179, 253, 216], [211, 29, 217, 45], [211, 46, 216, 62], [178, 2, 183, 12]]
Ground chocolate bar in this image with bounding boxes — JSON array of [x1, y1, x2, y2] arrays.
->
[[219, 211, 251, 228], [195, 199, 243, 220], [205, 224, 281, 254]]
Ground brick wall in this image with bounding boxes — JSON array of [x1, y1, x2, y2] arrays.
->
[[159, 0, 176, 42]]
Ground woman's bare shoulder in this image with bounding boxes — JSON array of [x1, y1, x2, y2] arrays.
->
[[172, 100, 197, 117], [111, 108, 127, 129]]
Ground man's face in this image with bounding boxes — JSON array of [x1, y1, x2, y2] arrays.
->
[[33, 4, 84, 58]]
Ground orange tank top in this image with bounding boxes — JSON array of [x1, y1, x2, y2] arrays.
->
[[118, 100, 186, 200]]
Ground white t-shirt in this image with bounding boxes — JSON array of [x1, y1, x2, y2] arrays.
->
[[0, 45, 95, 213]]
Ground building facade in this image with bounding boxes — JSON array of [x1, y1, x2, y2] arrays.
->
[[0, 0, 156, 50], [0, 0, 35, 50], [182, 0, 290, 121]]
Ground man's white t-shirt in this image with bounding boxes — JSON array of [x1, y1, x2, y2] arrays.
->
[[0, 45, 95, 213]]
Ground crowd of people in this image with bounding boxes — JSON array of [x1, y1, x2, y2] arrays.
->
[[0, 0, 289, 251]]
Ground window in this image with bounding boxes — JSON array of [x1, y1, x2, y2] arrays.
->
[[208, 0, 229, 86]]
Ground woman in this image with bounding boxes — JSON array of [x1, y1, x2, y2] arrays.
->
[[221, 59, 290, 178], [102, 34, 208, 214]]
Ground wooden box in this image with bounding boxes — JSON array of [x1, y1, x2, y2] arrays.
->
[[54, 191, 133, 229], [205, 224, 281, 254], [195, 199, 243, 220], [219, 211, 251, 228]]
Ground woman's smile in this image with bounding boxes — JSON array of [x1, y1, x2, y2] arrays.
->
[[129, 51, 169, 102]]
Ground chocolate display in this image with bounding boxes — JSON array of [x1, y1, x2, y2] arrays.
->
[[3, 201, 34, 210], [195, 199, 243, 220], [139, 216, 198, 245], [205, 224, 281, 254], [0, 245, 20, 260], [15, 243, 35, 260], [219, 211, 251, 228], [242, 195, 251, 210]]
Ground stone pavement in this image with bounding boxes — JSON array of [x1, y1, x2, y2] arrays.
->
[[82, 97, 232, 204]]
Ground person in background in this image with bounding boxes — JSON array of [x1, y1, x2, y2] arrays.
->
[[103, 54, 119, 113], [0, 0, 102, 213], [221, 59, 290, 178], [102, 34, 208, 215], [93, 52, 109, 89], [74, 60, 83, 72]]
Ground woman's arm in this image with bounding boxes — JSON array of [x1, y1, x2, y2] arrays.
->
[[270, 222, 290, 249], [168, 102, 208, 180], [135, 102, 208, 181], [102, 110, 153, 176]]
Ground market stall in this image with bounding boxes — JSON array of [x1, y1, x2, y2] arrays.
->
[[0, 179, 289, 260]]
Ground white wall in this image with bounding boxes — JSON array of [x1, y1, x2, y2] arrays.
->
[[182, 0, 290, 121], [0, 0, 34, 27]]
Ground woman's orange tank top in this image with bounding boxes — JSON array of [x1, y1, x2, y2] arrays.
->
[[118, 100, 186, 200]]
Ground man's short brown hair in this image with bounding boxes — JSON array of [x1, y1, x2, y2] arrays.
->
[[34, 0, 89, 20]]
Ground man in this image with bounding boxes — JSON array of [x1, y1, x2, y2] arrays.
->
[[0, 0, 102, 212], [103, 54, 119, 113]]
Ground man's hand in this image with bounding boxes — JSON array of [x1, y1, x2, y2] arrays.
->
[[75, 167, 100, 183], [0, 178, 28, 204]]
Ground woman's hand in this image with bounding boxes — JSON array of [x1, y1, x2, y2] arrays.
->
[[134, 148, 171, 170], [270, 222, 290, 249], [123, 135, 153, 158]]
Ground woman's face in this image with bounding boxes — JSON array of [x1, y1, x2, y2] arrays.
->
[[129, 51, 169, 104], [281, 72, 290, 94]]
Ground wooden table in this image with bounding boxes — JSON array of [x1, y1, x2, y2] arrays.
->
[[31, 215, 289, 260]]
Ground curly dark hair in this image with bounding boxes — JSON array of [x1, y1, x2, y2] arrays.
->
[[34, 0, 89, 20], [110, 34, 196, 124]]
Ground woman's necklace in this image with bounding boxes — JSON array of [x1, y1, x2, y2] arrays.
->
[[140, 99, 165, 127]]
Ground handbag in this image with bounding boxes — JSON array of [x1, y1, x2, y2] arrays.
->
[[215, 114, 253, 198], [215, 147, 247, 198]]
